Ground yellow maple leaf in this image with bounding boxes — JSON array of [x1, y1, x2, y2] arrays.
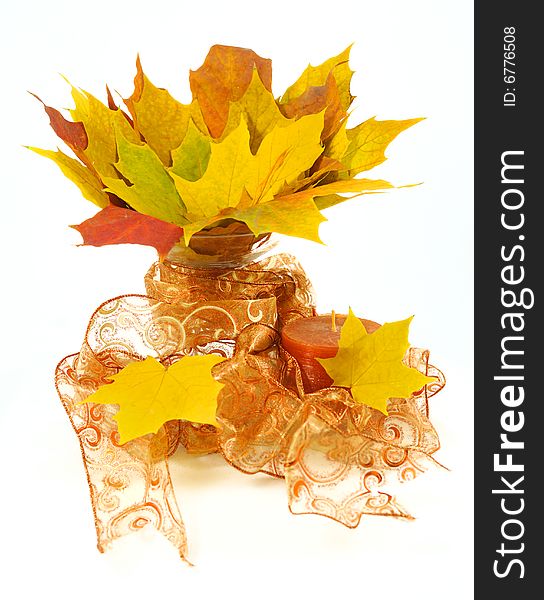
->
[[174, 162, 394, 244], [124, 57, 193, 166], [342, 117, 424, 175], [27, 147, 109, 208], [180, 194, 327, 245], [234, 195, 327, 243], [170, 118, 254, 219], [170, 112, 325, 232], [80, 355, 225, 444], [317, 309, 435, 414], [188, 194, 328, 244], [68, 83, 140, 179], [247, 111, 325, 203]]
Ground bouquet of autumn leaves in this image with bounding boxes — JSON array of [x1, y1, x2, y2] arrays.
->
[[31, 45, 421, 258]]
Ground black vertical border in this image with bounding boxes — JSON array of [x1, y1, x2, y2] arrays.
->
[[475, 3, 540, 597]]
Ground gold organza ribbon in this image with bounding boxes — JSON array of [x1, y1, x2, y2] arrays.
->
[[55, 253, 445, 563]]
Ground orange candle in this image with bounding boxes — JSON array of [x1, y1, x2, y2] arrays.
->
[[281, 314, 380, 393]]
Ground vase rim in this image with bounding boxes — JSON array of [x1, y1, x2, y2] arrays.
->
[[165, 231, 277, 269]]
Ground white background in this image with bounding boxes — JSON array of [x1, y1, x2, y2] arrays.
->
[[0, 1, 473, 598]]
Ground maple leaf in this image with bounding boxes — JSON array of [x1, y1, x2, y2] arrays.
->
[[190, 45, 272, 138], [247, 111, 324, 203], [317, 309, 435, 414], [124, 56, 192, 166], [104, 129, 187, 225], [170, 118, 254, 219], [181, 194, 327, 245], [281, 45, 354, 112], [171, 112, 324, 210], [72, 204, 183, 258], [28, 146, 109, 208], [170, 113, 325, 240], [80, 355, 225, 444], [232, 196, 327, 243], [174, 175, 393, 244], [68, 83, 141, 179], [341, 117, 424, 176]]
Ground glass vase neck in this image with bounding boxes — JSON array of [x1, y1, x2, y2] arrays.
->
[[165, 228, 278, 270]]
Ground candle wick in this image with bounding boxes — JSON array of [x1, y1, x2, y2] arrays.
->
[[331, 310, 337, 332]]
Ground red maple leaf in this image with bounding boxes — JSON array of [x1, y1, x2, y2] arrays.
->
[[72, 204, 183, 259]]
